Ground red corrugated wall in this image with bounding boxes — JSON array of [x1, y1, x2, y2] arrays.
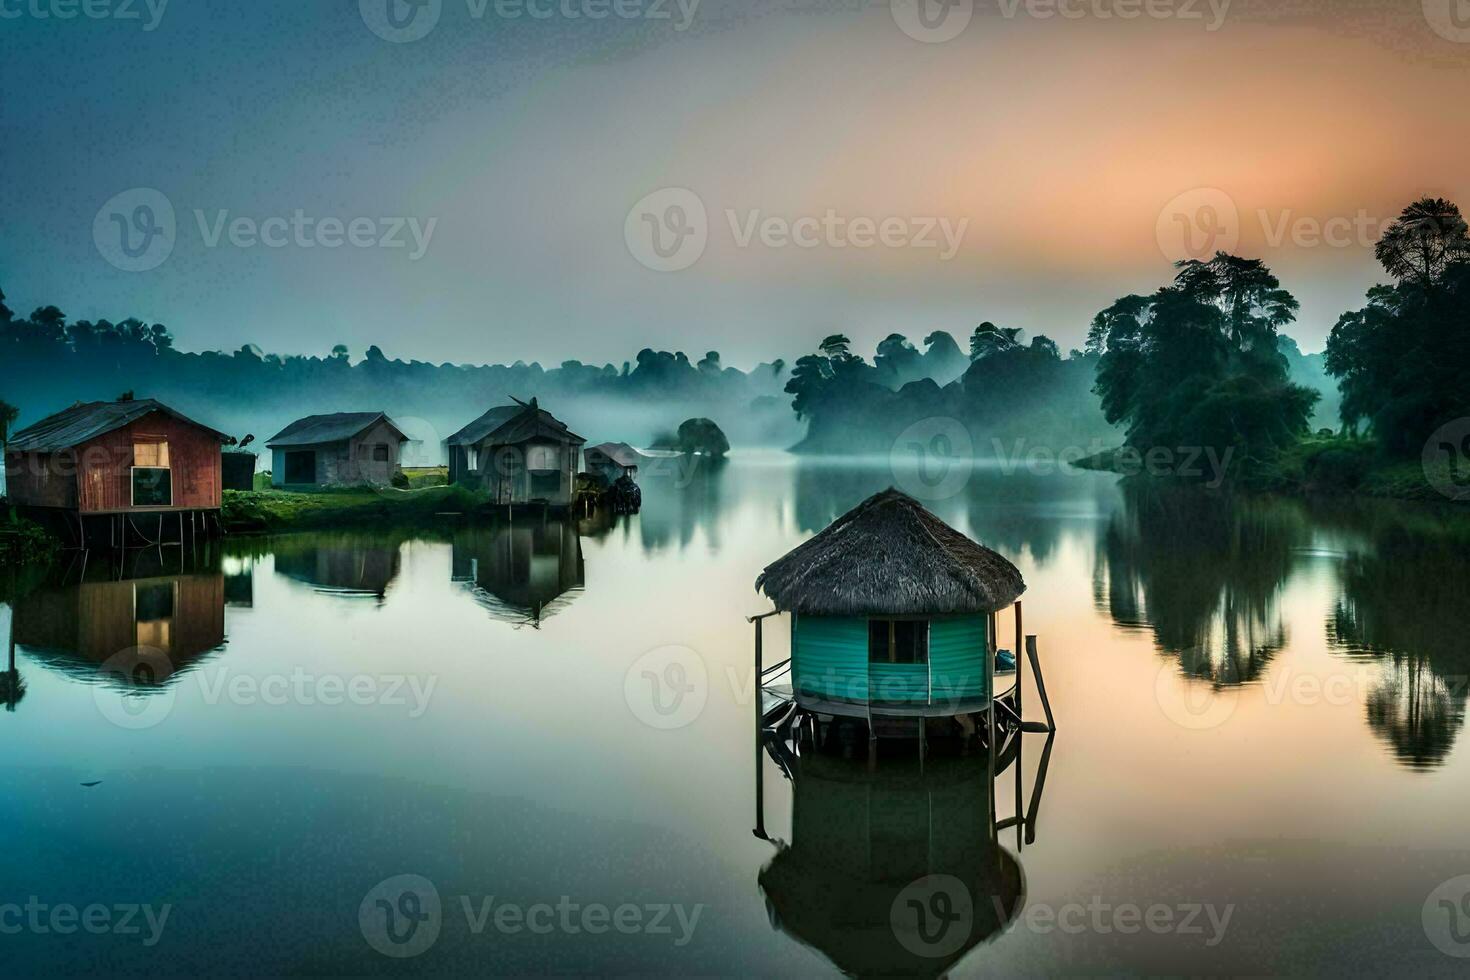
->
[[76, 411, 222, 513]]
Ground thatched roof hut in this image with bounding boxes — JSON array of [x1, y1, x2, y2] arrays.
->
[[756, 488, 1025, 617]]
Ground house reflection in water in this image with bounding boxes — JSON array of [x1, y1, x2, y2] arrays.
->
[[451, 520, 584, 627], [272, 535, 402, 601], [10, 555, 227, 690], [753, 723, 1052, 977]]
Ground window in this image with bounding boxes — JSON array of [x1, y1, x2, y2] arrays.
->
[[373, 444, 390, 462], [132, 437, 172, 506], [133, 438, 169, 468], [526, 444, 560, 471], [867, 619, 929, 664]]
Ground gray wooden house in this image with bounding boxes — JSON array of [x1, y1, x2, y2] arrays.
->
[[445, 398, 584, 507], [266, 412, 408, 487]]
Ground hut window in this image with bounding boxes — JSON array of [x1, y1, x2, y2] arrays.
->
[[868, 619, 928, 665], [526, 445, 559, 470], [132, 437, 173, 507], [133, 438, 169, 468], [373, 445, 390, 462]]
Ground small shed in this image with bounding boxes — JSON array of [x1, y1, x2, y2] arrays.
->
[[445, 398, 585, 507], [756, 488, 1025, 717], [583, 442, 641, 488], [266, 412, 407, 488], [4, 399, 227, 544]]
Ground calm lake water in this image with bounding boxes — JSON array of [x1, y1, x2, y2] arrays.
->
[[4, 453, 1470, 976]]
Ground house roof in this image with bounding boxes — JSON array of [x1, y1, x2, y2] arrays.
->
[[755, 488, 1026, 616], [8, 399, 227, 454], [446, 399, 585, 447], [586, 442, 642, 468], [266, 413, 407, 448]]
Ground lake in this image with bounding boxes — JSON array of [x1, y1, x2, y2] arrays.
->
[[3, 453, 1469, 975]]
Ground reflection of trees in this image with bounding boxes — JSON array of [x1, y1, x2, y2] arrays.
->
[[634, 455, 728, 554], [1097, 483, 1306, 685], [1328, 522, 1470, 770]]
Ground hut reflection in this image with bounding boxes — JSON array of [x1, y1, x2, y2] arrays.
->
[[273, 535, 402, 601], [10, 558, 226, 688], [1095, 483, 1303, 686], [451, 519, 584, 626], [754, 723, 1047, 977]]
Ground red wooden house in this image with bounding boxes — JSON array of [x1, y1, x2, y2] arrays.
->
[[4, 399, 227, 547]]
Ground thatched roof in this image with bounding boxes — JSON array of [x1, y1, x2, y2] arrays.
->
[[755, 488, 1024, 616]]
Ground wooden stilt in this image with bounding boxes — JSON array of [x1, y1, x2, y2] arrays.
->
[[1025, 636, 1056, 732]]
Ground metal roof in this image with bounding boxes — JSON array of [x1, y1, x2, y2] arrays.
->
[[8, 399, 227, 454], [446, 401, 584, 447], [266, 412, 406, 448], [586, 442, 642, 468]]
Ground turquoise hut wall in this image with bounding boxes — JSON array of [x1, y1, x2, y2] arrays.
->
[[791, 614, 992, 705]]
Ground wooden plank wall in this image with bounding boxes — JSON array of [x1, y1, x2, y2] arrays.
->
[[77, 411, 221, 513]]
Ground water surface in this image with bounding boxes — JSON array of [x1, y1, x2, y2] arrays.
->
[[4, 454, 1469, 975]]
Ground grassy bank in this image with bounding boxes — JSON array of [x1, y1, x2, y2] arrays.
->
[[0, 506, 61, 570], [221, 484, 487, 534], [1072, 438, 1456, 502]]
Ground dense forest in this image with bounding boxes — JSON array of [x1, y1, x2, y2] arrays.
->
[[1, 197, 1462, 495]]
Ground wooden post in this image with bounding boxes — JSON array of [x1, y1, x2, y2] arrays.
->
[[753, 614, 763, 729], [1014, 600, 1024, 719], [1026, 636, 1056, 732]]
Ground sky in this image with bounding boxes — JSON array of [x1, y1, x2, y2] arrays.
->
[[3, 0, 1469, 368]]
